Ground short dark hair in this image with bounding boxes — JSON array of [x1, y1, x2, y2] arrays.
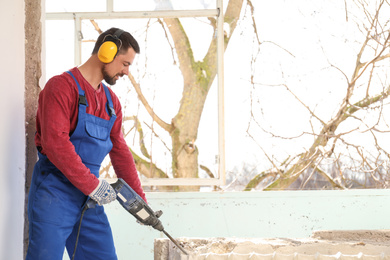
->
[[92, 27, 140, 55]]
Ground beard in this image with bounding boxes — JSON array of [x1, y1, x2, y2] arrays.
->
[[102, 65, 122, 85]]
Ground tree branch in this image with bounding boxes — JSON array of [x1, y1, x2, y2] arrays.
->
[[162, 17, 194, 82], [127, 72, 173, 133], [129, 147, 168, 179], [315, 166, 346, 189]]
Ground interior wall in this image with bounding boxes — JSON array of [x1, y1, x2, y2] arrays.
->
[[0, 0, 26, 259], [24, 0, 42, 256]]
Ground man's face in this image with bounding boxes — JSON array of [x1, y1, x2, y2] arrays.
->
[[102, 47, 136, 85]]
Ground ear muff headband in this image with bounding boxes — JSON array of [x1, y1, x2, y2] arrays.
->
[[98, 29, 125, 63]]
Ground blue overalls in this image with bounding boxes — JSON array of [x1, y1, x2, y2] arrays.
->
[[26, 71, 118, 260]]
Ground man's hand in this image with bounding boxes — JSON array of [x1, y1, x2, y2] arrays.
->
[[89, 179, 117, 206]]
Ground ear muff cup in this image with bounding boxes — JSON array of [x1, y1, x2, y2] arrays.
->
[[98, 41, 118, 63], [97, 29, 124, 63]]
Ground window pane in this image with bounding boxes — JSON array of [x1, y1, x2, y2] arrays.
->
[[114, 0, 217, 12], [45, 20, 75, 81], [79, 19, 218, 181], [46, 0, 106, 12]]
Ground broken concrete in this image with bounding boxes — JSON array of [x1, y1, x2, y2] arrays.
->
[[312, 230, 390, 243], [154, 230, 390, 260]]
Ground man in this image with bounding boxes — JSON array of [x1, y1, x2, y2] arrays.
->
[[26, 28, 146, 260]]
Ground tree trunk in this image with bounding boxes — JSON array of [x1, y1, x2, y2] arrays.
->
[[162, 0, 244, 187]]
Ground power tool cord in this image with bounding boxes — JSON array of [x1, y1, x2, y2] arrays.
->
[[71, 205, 88, 260]]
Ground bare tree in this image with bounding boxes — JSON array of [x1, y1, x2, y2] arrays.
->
[[245, 0, 390, 190]]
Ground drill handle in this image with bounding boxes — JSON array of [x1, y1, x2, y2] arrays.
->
[[155, 210, 163, 218]]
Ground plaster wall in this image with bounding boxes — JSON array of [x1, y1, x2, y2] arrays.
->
[[64, 189, 390, 260], [0, 0, 26, 259]]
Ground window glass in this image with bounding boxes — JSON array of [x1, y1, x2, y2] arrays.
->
[[113, 0, 217, 12], [45, 20, 75, 81], [46, 0, 106, 12], [79, 18, 218, 182]]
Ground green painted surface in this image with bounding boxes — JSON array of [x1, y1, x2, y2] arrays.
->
[[64, 189, 390, 259]]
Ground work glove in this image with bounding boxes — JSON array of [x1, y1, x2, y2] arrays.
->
[[89, 179, 117, 206]]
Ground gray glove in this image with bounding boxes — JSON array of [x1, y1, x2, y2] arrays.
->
[[89, 179, 117, 206]]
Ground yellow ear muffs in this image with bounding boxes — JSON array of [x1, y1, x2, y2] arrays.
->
[[98, 41, 118, 63], [97, 29, 124, 63]]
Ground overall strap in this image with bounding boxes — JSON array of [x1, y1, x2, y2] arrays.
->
[[66, 71, 88, 106], [102, 83, 116, 117]]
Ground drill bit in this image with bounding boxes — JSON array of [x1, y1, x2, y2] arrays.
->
[[163, 230, 189, 255]]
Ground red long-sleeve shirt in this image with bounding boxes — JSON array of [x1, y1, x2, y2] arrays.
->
[[35, 67, 146, 201]]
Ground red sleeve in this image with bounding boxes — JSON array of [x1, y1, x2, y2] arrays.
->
[[108, 90, 147, 202], [36, 75, 99, 195]]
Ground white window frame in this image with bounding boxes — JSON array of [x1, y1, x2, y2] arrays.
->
[[45, 0, 225, 187]]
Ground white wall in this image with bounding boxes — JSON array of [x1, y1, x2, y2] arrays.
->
[[0, 0, 26, 259]]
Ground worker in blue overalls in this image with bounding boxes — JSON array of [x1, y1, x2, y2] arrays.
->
[[26, 28, 147, 260]]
